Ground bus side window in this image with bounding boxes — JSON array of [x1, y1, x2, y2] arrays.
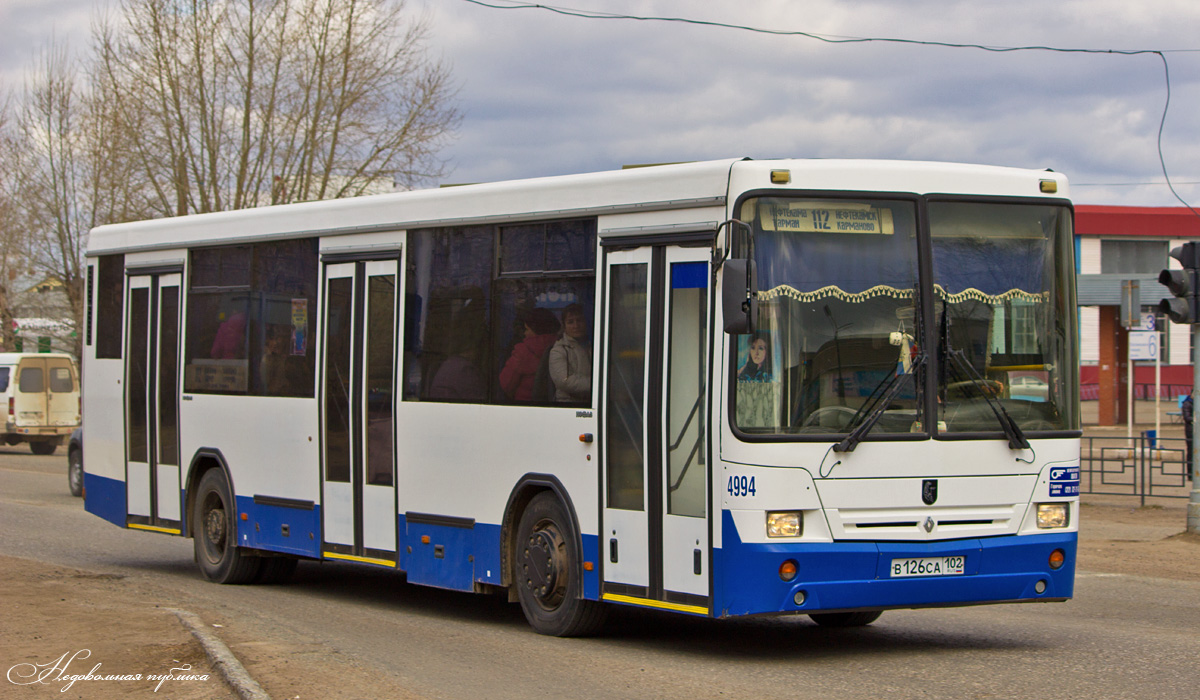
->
[[95, 254, 125, 359]]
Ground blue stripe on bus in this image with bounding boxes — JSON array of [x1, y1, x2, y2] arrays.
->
[[83, 471, 127, 528], [714, 510, 1076, 617], [235, 496, 322, 557], [671, 261, 707, 289], [102, 486, 602, 600]]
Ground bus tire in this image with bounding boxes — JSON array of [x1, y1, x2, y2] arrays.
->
[[809, 611, 883, 627], [514, 492, 606, 636], [68, 446, 84, 497], [193, 469, 261, 584], [255, 556, 298, 585]]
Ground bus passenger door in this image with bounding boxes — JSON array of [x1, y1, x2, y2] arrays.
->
[[601, 244, 711, 614], [125, 271, 183, 534], [321, 259, 399, 566]]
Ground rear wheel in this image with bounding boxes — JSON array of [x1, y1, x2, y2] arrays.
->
[[67, 448, 83, 497], [30, 440, 57, 455], [809, 611, 883, 627], [193, 469, 261, 584], [514, 492, 607, 636]]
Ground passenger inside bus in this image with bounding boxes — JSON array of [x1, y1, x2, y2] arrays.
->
[[499, 307, 560, 402], [547, 303, 591, 403]]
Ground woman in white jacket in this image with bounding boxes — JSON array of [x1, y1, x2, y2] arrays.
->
[[549, 304, 592, 403]]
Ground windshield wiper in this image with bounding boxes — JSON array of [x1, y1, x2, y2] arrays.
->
[[944, 348, 1030, 451], [834, 352, 924, 453]]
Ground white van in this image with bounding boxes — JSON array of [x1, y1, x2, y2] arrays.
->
[[0, 353, 81, 455]]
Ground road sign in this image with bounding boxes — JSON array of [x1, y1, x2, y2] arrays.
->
[[1129, 330, 1158, 361]]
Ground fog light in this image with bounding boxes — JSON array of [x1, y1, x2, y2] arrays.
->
[[767, 511, 803, 538], [1034, 579, 1047, 594], [793, 590, 807, 606], [1049, 548, 1065, 570], [1036, 503, 1069, 529], [779, 559, 798, 582]]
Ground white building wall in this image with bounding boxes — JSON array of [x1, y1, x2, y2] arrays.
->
[[1079, 237, 1101, 275], [1080, 306, 1100, 365]]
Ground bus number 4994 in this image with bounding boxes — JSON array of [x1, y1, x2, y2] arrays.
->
[[727, 475, 756, 497]]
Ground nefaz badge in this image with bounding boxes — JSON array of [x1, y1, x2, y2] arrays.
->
[[921, 479, 938, 505], [1049, 465, 1080, 497]]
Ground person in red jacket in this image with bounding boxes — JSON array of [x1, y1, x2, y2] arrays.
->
[[500, 307, 560, 402]]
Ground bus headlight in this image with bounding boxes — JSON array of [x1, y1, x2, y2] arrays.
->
[[766, 511, 803, 538], [1036, 503, 1069, 529]]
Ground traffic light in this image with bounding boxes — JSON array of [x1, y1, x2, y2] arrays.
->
[[1158, 242, 1200, 324]]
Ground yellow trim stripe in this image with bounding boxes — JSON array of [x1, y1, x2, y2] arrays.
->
[[322, 551, 397, 568], [602, 593, 709, 616], [128, 523, 182, 535]]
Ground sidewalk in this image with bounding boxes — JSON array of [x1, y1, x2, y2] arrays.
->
[[0, 555, 421, 699]]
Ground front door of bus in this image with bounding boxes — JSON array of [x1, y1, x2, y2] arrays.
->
[[125, 271, 183, 534], [601, 244, 711, 613], [320, 259, 399, 566]]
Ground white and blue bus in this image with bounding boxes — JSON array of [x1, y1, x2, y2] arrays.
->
[[81, 158, 1079, 635]]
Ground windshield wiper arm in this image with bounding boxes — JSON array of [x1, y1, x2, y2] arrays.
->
[[834, 353, 924, 453], [945, 348, 1030, 451]]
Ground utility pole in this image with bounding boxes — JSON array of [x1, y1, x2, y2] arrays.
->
[[1157, 242, 1200, 533]]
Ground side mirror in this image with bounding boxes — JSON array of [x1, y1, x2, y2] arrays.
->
[[722, 258, 758, 334]]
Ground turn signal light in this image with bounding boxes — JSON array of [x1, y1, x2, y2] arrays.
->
[[1049, 549, 1065, 570], [779, 560, 798, 581]]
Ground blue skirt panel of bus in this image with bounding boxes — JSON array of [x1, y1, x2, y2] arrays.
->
[[234, 496, 322, 557], [715, 510, 1076, 618], [394, 516, 600, 599], [83, 471, 127, 528]]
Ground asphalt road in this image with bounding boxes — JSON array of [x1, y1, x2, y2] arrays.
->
[[2, 447, 1198, 700]]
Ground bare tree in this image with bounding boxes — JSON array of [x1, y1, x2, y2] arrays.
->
[[9, 43, 93, 358], [9, 39, 150, 359], [93, 0, 460, 216], [0, 89, 23, 352]]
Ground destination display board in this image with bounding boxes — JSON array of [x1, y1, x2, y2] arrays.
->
[[760, 201, 895, 235]]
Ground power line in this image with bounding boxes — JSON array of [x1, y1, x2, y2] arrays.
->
[[460, 1, 1197, 54], [459, 0, 1200, 217], [1075, 182, 1200, 188]]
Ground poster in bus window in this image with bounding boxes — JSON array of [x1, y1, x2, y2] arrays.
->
[[291, 299, 308, 355], [736, 331, 780, 429]]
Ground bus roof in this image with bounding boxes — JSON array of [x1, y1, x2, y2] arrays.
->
[[86, 158, 1068, 256]]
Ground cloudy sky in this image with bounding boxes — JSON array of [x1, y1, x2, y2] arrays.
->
[[3, 0, 1200, 207]]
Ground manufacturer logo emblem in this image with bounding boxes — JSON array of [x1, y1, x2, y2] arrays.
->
[[922, 479, 938, 505], [923, 517, 935, 533]]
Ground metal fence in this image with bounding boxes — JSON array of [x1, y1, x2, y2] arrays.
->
[[1079, 383, 1192, 401], [1081, 435, 1195, 505]]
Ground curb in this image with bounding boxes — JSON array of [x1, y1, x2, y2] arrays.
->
[[170, 609, 271, 700]]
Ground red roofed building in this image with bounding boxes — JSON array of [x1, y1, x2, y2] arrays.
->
[[1075, 205, 1200, 425]]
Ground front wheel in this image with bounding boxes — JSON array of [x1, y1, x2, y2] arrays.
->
[[809, 611, 883, 627], [514, 492, 607, 636], [193, 469, 261, 584]]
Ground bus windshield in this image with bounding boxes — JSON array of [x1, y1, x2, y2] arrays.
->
[[731, 196, 1077, 439], [732, 196, 923, 436], [930, 201, 1078, 435]]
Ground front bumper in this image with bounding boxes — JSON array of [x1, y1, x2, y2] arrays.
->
[[715, 511, 1076, 618]]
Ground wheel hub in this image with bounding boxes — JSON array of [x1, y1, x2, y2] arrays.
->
[[205, 507, 226, 548], [522, 522, 566, 609]]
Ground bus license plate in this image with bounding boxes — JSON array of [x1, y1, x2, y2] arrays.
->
[[890, 556, 965, 578]]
